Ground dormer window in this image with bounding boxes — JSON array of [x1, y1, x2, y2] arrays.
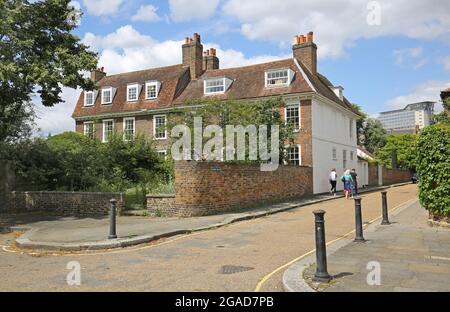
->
[[127, 83, 140, 102], [145, 81, 161, 100], [84, 91, 96, 106], [101, 87, 115, 105], [204, 77, 232, 95], [265, 68, 295, 88]]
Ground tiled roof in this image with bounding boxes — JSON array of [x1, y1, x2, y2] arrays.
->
[[72, 58, 360, 118], [72, 64, 188, 118]]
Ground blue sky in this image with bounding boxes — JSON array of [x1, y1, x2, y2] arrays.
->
[[34, 0, 450, 135]]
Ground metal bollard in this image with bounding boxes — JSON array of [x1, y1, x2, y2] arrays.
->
[[108, 198, 117, 239], [312, 209, 332, 282], [353, 197, 365, 242], [381, 191, 390, 225]]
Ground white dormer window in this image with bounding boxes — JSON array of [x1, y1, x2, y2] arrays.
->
[[204, 77, 232, 95], [84, 91, 96, 106], [101, 87, 114, 104], [145, 81, 161, 100], [265, 68, 295, 88], [127, 83, 140, 102]]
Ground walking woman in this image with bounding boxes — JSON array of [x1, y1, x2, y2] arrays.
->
[[341, 169, 354, 199]]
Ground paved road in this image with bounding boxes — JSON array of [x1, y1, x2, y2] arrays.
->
[[0, 184, 417, 291]]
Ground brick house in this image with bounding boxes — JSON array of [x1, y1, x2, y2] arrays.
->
[[72, 32, 360, 194]]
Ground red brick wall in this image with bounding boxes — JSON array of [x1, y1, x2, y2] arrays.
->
[[368, 164, 379, 186], [382, 167, 411, 185], [147, 161, 313, 217]]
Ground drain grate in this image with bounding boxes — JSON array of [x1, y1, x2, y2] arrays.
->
[[220, 265, 254, 275]]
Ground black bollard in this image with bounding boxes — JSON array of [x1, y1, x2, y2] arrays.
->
[[354, 197, 365, 242], [108, 198, 117, 239], [381, 191, 390, 225], [312, 209, 332, 283]]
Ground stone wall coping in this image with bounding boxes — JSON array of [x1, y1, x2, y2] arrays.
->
[[10, 191, 123, 196], [146, 194, 176, 198]]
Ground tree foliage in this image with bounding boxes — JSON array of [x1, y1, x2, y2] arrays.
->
[[361, 118, 387, 153], [0, 0, 98, 143], [374, 133, 417, 170], [350, 103, 367, 145], [415, 123, 450, 217]]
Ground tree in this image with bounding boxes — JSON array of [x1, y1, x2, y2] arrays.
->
[[374, 133, 417, 170], [415, 123, 450, 219], [361, 118, 387, 153], [350, 103, 367, 145], [0, 0, 98, 144]]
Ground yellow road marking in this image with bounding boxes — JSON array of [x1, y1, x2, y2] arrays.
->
[[254, 197, 418, 292]]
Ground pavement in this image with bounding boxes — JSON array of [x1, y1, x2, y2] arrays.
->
[[286, 199, 450, 292], [0, 183, 418, 291], [1, 183, 407, 251]]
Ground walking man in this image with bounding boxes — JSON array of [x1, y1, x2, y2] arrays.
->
[[329, 168, 337, 196]]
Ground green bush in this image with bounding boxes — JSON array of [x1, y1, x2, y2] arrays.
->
[[415, 123, 450, 217]]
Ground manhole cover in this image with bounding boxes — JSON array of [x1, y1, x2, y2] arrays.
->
[[219, 265, 254, 275]]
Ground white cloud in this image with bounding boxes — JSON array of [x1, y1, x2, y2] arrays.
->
[[222, 0, 450, 59], [131, 4, 162, 22], [386, 80, 450, 112], [33, 87, 80, 136], [82, 25, 287, 75], [393, 47, 422, 64], [169, 0, 220, 22], [82, 0, 123, 16]]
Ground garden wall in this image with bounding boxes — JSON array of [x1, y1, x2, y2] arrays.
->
[[368, 164, 411, 186], [5, 191, 124, 216], [147, 161, 313, 217]]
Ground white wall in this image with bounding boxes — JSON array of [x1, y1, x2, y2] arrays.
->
[[357, 160, 369, 187], [311, 98, 358, 194]]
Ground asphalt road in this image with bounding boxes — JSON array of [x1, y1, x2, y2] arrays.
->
[[0, 184, 418, 291]]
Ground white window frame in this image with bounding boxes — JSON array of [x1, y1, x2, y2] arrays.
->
[[157, 150, 167, 159], [102, 119, 114, 143], [83, 121, 94, 138], [84, 91, 95, 106], [349, 118, 354, 139], [123, 117, 135, 141], [127, 83, 140, 102], [265, 68, 295, 88], [285, 144, 301, 166], [204, 77, 232, 95], [284, 103, 301, 131], [153, 115, 167, 140], [101, 87, 113, 105], [145, 81, 160, 100], [343, 149, 347, 169]]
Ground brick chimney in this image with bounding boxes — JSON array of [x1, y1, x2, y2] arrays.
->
[[91, 67, 106, 82], [182, 33, 204, 79], [292, 31, 317, 75], [202, 48, 219, 70]]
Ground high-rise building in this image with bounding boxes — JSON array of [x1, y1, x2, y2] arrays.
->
[[377, 101, 435, 133]]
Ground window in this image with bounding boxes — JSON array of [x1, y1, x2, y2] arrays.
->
[[287, 145, 301, 165], [101, 87, 113, 104], [84, 91, 95, 106], [265, 68, 294, 87], [123, 117, 135, 141], [285, 105, 300, 130], [83, 122, 94, 139], [157, 150, 167, 159], [153, 115, 166, 139], [343, 149, 347, 169], [127, 84, 139, 101], [102, 119, 114, 143], [332, 147, 337, 160], [204, 78, 225, 94], [145, 81, 160, 99]]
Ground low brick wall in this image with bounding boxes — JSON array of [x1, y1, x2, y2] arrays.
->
[[5, 191, 124, 216], [382, 168, 411, 185], [147, 161, 313, 217], [368, 164, 379, 186]]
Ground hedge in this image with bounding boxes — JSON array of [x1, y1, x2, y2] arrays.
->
[[415, 123, 450, 217]]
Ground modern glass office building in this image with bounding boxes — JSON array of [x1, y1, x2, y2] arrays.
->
[[378, 101, 435, 133]]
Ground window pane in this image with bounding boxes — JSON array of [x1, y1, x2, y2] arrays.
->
[[267, 70, 289, 86], [128, 86, 138, 101], [102, 90, 111, 103], [154, 116, 166, 139], [147, 84, 157, 98], [286, 106, 299, 130], [205, 79, 225, 94], [287, 146, 300, 165], [124, 119, 134, 140]]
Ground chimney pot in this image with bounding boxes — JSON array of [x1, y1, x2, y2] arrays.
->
[[292, 31, 317, 75], [185, 37, 189, 44], [300, 35, 306, 43], [307, 31, 314, 42]]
